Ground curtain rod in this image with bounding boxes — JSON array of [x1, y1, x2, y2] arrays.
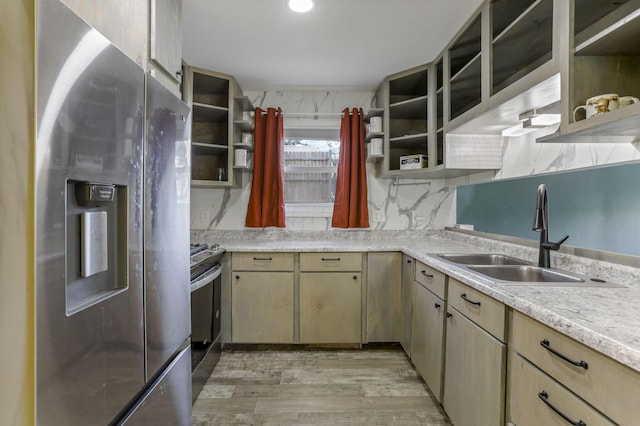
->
[[259, 111, 356, 117]]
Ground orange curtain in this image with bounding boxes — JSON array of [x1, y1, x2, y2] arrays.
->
[[245, 107, 285, 227], [331, 107, 370, 228]]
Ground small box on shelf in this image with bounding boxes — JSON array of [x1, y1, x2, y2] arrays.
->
[[400, 154, 428, 170]]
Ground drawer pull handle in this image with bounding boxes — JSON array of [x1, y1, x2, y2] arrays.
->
[[540, 339, 589, 369], [434, 303, 441, 310], [321, 257, 341, 261], [420, 270, 434, 278], [460, 293, 481, 306], [538, 391, 587, 426], [253, 257, 272, 261]]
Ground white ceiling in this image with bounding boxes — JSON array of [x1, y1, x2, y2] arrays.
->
[[182, 0, 485, 91]]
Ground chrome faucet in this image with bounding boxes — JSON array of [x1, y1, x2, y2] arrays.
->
[[532, 184, 569, 268]]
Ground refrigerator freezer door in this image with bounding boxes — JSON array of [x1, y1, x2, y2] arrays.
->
[[120, 345, 192, 425], [144, 75, 192, 380], [36, 0, 145, 424]]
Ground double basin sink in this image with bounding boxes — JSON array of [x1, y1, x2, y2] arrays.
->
[[435, 254, 623, 287]]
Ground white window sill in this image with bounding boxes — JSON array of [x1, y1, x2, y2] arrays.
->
[[285, 203, 334, 218]]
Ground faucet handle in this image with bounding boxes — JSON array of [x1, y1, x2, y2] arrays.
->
[[542, 235, 570, 251]]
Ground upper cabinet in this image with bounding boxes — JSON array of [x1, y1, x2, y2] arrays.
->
[[375, 59, 502, 179], [542, 0, 640, 142], [446, 0, 560, 134], [374, 0, 568, 178], [183, 66, 252, 187], [448, 12, 482, 122], [381, 65, 429, 176], [150, 0, 183, 82], [490, 0, 554, 95]]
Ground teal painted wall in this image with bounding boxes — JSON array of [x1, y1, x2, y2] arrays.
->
[[456, 162, 640, 256]]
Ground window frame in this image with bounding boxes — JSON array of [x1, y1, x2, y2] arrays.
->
[[282, 127, 340, 218]]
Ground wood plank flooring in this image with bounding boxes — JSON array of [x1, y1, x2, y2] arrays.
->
[[192, 344, 451, 425]]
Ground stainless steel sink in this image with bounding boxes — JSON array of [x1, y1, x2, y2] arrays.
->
[[437, 253, 530, 266], [466, 265, 625, 287], [467, 265, 583, 282]]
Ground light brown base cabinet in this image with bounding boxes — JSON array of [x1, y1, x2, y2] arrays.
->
[[507, 353, 615, 426], [443, 306, 506, 426], [400, 254, 414, 355], [230, 252, 295, 343], [509, 310, 640, 425], [443, 278, 507, 426], [231, 271, 294, 343], [410, 280, 446, 402], [299, 272, 362, 343], [366, 252, 401, 342]]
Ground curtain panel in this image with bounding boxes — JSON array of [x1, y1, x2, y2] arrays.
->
[[331, 107, 370, 228], [245, 107, 285, 227]]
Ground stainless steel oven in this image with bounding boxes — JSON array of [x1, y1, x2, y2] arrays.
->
[[190, 243, 224, 402]]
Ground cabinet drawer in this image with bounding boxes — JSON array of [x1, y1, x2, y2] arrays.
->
[[448, 278, 505, 342], [508, 353, 615, 426], [510, 311, 640, 426], [300, 252, 362, 272], [414, 261, 446, 300], [232, 252, 294, 271]]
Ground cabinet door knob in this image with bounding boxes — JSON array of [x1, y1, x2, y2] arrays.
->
[[235, 275, 240, 280], [434, 303, 441, 310], [353, 275, 358, 280], [407, 259, 412, 264], [446, 312, 453, 319]]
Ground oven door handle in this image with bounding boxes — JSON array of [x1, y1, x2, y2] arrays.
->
[[190, 265, 222, 293]]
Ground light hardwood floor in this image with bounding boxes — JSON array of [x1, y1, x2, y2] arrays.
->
[[192, 344, 451, 425]]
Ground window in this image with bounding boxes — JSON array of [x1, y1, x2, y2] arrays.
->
[[283, 134, 340, 217]]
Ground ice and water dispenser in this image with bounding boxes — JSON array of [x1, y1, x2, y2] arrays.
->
[[65, 180, 128, 315]]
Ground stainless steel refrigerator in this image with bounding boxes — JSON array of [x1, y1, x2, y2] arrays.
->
[[36, 0, 192, 424]]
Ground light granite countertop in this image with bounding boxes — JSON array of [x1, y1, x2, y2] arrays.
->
[[199, 231, 640, 374]]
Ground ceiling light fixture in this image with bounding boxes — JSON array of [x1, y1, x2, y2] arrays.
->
[[288, 0, 314, 13]]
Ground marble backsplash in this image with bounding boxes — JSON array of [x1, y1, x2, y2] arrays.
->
[[447, 126, 640, 187], [190, 164, 456, 231], [191, 90, 640, 233], [190, 89, 456, 232]]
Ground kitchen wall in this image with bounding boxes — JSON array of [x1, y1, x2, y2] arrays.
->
[[1, 1, 34, 424], [453, 126, 640, 255], [190, 90, 456, 231], [448, 127, 640, 186], [190, 89, 640, 234]]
